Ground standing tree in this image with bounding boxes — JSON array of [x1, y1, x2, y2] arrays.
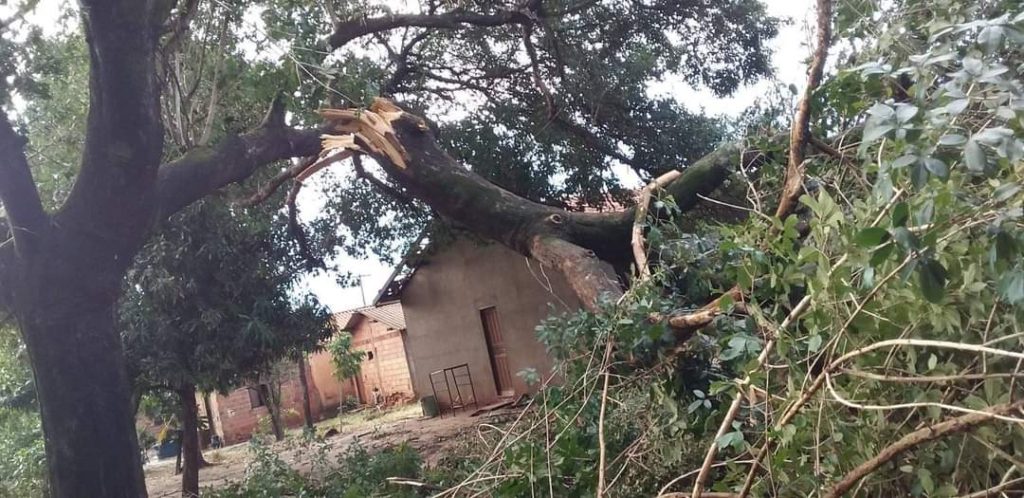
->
[[0, 0, 781, 495], [121, 197, 334, 498], [327, 331, 366, 413]]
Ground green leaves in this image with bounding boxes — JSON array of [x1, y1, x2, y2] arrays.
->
[[938, 134, 967, 146], [863, 103, 896, 143], [328, 332, 365, 380], [946, 99, 969, 115], [917, 259, 948, 303], [964, 139, 988, 174], [855, 227, 890, 247], [893, 227, 919, 250], [891, 202, 909, 227], [716, 426, 746, 451], [993, 183, 1021, 203], [923, 157, 948, 179], [999, 268, 1024, 305], [895, 103, 919, 123]]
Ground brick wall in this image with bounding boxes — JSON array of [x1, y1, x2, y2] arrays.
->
[[350, 317, 414, 402], [213, 363, 324, 446], [308, 349, 360, 412]]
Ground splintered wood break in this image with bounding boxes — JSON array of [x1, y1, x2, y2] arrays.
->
[[317, 97, 411, 169]]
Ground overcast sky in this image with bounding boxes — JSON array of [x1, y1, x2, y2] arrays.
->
[[2, 0, 818, 313]]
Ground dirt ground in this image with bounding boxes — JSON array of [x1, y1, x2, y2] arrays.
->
[[144, 404, 516, 497]]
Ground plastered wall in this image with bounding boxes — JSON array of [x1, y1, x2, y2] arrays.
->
[[401, 239, 580, 407]]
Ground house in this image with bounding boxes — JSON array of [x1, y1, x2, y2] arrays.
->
[[195, 303, 415, 446], [379, 236, 581, 408], [308, 302, 415, 412], [198, 362, 323, 446], [194, 233, 577, 444]]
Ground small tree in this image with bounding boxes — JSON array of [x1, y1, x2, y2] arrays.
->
[[327, 332, 366, 412], [121, 198, 334, 498], [328, 332, 365, 381]]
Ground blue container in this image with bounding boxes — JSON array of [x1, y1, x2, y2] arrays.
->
[[157, 440, 180, 459]]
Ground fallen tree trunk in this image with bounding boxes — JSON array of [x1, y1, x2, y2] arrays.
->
[[302, 100, 766, 317]]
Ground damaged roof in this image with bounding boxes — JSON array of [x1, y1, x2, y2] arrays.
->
[[333, 302, 406, 331]]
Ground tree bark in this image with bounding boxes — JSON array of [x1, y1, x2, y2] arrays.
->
[[201, 392, 216, 449], [178, 384, 200, 498], [257, 385, 285, 441], [155, 98, 322, 218], [16, 293, 147, 498], [297, 356, 315, 430]]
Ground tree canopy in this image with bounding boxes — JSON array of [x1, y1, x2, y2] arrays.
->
[[120, 196, 333, 397]]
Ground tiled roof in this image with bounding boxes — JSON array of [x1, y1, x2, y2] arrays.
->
[[332, 302, 406, 331]]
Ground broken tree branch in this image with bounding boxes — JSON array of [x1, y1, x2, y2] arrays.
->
[[285, 179, 324, 271], [690, 295, 812, 498], [774, 0, 833, 219], [530, 236, 622, 310], [306, 99, 773, 313], [632, 170, 681, 279], [353, 155, 416, 207], [824, 400, 1024, 498], [156, 97, 322, 218]]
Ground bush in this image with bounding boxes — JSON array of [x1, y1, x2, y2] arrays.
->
[[0, 409, 46, 498], [206, 434, 423, 498]]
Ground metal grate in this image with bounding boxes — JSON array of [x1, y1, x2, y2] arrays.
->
[[428, 363, 479, 418]]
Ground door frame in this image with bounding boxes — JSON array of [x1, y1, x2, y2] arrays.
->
[[479, 306, 514, 397]]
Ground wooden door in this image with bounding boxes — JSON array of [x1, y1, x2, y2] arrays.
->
[[353, 374, 367, 405], [480, 307, 514, 396]]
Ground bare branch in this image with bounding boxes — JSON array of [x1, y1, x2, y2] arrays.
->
[[521, 23, 557, 120], [824, 399, 1024, 498], [285, 180, 324, 271], [353, 155, 415, 207], [0, 112, 47, 250], [162, 0, 202, 54], [381, 30, 430, 97], [774, 0, 833, 219], [239, 155, 321, 207], [632, 170, 681, 279], [329, 9, 531, 49]]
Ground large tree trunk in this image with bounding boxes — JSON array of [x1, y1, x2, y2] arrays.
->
[[17, 295, 147, 498], [297, 356, 314, 430], [178, 384, 200, 498]]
